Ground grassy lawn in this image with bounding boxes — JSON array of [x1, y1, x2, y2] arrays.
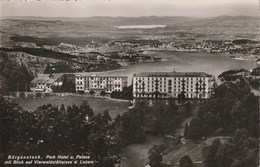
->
[[14, 95, 130, 119], [164, 140, 204, 166]]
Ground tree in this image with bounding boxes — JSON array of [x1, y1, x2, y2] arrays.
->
[[204, 139, 221, 167], [187, 118, 205, 140], [0, 97, 17, 156], [100, 90, 106, 96], [183, 101, 192, 117], [179, 155, 194, 167], [59, 75, 76, 93], [149, 146, 163, 167], [36, 92, 42, 98], [113, 114, 121, 128], [178, 92, 186, 101], [0, 95, 121, 166], [60, 103, 65, 112], [122, 85, 133, 92], [148, 145, 169, 167], [0, 96, 35, 163], [247, 111, 259, 137], [103, 110, 112, 124], [111, 91, 133, 100], [19, 92, 26, 98], [44, 62, 75, 74], [90, 90, 95, 95], [12, 64, 34, 92], [215, 144, 234, 167], [0, 54, 33, 92], [188, 79, 258, 139], [0, 74, 8, 95], [184, 123, 189, 137], [119, 111, 146, 145], [43, 63, 52, 74]]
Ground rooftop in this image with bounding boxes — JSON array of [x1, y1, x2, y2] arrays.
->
[[135, 72, 212, 77], [76, 72, 127, 78], [30, 73, 63, 84]]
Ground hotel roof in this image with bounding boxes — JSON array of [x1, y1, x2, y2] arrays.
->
[[135, 72, 212, 77], [76, 72, 127, 77]]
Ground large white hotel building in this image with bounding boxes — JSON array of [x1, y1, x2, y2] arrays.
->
[[75, 73, 128, 93], [133, 71, 214, 102]]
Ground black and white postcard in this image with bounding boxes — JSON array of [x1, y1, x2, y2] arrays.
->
[[0, 0, 259, 167]]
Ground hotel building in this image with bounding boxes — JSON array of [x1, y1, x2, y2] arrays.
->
[[133, 71, 214, 102], [75, 73, 128, 93]]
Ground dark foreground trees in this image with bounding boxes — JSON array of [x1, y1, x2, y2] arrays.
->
[[0, 53, 34, 92], [187, 79, 259, 140], [148, 145, 169, 167], [202, 129, 258, 167], [185, 78, 259, 167], [0, 97, 120, 166], [114, 100, 185, 146]]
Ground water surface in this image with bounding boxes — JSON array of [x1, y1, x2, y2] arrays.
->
[[115, 25, 166, 29], [105, 51, 255, 84]]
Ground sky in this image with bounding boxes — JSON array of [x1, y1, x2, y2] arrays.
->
[[0, 0, 259, 18]]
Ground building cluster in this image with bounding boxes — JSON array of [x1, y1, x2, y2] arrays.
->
[[107, 39, 260, 55], [168, 40, 260, 55], [42, 43, 84, 55], [30, 70, 215, 102]]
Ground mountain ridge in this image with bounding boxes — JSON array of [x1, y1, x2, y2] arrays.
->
[[1, 15, 258, 21]]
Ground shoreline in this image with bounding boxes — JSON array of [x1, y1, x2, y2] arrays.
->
[[76, 51, 258, 75]]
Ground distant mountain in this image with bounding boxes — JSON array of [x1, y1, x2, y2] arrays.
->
[[213, 15, 259, 20], [1, 15, 258, 28], [0, 15, 259, 47], [2, 15, 258, 20]]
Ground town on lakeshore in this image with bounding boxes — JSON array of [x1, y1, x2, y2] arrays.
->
[[0, 1, 259, 167]]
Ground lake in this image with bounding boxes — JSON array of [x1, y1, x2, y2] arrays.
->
[[115, 25, 167, 29], [104, 51, 256, 84]]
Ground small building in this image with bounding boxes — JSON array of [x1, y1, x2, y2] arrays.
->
[[30, 73, 71, 93]]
